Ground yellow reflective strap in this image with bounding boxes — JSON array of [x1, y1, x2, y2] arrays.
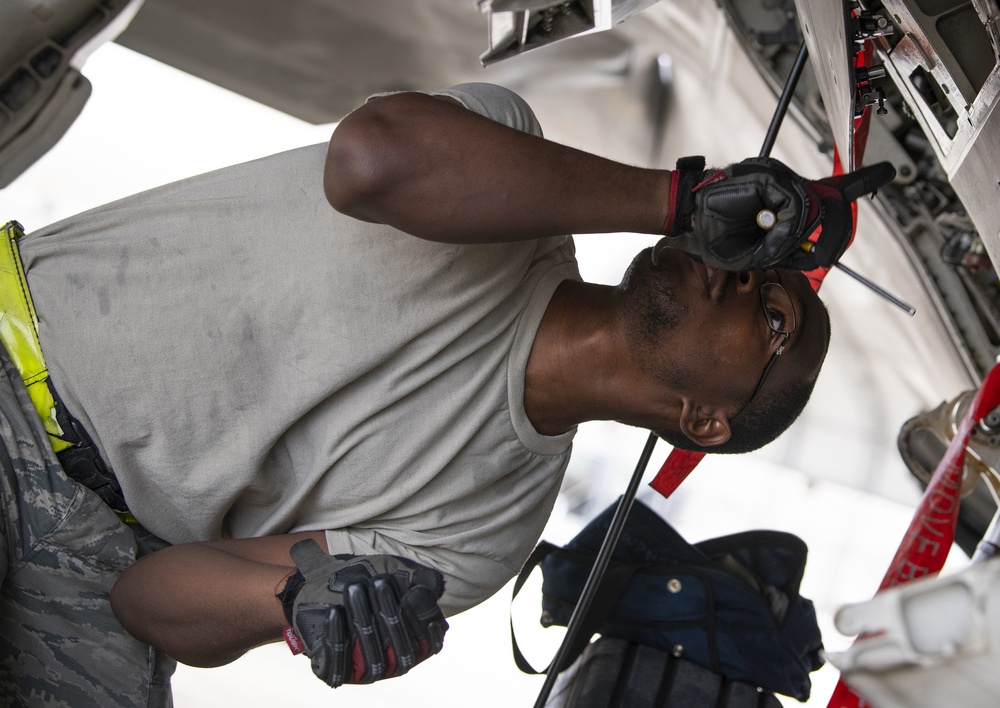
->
[[0, 221, 70, 452], [117, 510, 139, 525]]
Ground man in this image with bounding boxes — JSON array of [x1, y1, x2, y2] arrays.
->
[[0, 83, 885, 704]]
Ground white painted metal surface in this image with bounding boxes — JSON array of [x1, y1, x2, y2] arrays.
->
[[827, 558, 1000, 707]]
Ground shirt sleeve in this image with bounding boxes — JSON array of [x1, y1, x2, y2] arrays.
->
[[322, 527, 517, 616], [367, 82, 544, 137]]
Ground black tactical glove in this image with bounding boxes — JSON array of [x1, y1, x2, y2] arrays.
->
[[652, 156, 895, 271], [277, 539, 449, 687]]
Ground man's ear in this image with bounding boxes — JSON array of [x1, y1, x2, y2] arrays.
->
[[678, 399, 732, 447]]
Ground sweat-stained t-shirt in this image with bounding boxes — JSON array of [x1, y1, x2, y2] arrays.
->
[[18, 83, 581, 613]]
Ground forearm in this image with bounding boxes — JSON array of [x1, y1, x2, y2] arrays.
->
[[109, 533, 325, 667], [324, 91, 672, 243]]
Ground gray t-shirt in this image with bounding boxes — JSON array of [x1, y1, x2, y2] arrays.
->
[[19, 83, 580, 613]]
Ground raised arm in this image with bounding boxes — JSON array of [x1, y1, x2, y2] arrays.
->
[[323, 85, 894, 272], [323, 88, 672, 243]]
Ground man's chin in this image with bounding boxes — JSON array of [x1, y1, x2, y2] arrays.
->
[[622, 245, 684, 288]]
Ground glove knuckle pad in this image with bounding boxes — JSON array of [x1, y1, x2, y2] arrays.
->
[[289, 548, 448, 686]]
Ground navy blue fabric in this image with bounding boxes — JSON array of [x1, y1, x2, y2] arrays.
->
[[538, 500, 824, 701]]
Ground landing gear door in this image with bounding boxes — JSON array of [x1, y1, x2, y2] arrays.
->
[[793, 0, 857, 169]]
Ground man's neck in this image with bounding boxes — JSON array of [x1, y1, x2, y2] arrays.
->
[[523, 280, 629, 436]]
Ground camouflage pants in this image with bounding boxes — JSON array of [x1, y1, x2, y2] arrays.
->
[[0, 348, 175, 707]]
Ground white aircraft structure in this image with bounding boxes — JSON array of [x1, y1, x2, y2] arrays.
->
[[3, 1, 1000, 706]]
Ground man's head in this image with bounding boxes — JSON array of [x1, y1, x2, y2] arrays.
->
[[617, 247, 831, 454]]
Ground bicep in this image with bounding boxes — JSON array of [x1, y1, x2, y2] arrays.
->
[[323, 84, 540, 221]]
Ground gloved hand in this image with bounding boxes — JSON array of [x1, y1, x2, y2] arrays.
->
[[652, 156, 895, 271], [277, 538, 449, 687]]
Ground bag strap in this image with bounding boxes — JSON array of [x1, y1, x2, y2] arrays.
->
[[510, 541, 639, 675], [510, 542, 554, 674]]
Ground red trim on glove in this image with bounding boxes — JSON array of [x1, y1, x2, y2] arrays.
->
[[692, 170, 726, 192], [351, 639, 366, 682], [385, 645, 398, 678], [663, 170, 681, 236], [649, 449, 705, 498], [283, 626, 306, 655]]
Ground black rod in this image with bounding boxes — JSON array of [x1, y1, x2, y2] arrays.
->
[[760, 42, 809, 158], [531, 431, 658, 708]]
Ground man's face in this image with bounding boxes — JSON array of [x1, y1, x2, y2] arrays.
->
[[624, 247, 821, 414]]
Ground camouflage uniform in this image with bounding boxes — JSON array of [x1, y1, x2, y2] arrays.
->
[[0, 346, 175, 707]]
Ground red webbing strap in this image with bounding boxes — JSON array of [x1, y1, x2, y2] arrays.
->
[[827, 361, 1000, 707], [803, 121, 866, 292], [805, 39, 873, 292], [649, 449, 705, 498]]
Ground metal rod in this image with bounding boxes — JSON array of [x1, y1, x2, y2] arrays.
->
[[532, 432, 658, 708], [759, 42, 810, 159], [833, 261, 917, 315], [972, 508, 1000, 563]]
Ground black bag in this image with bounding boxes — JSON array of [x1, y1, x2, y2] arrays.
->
[[512, 500, 824, 701]]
